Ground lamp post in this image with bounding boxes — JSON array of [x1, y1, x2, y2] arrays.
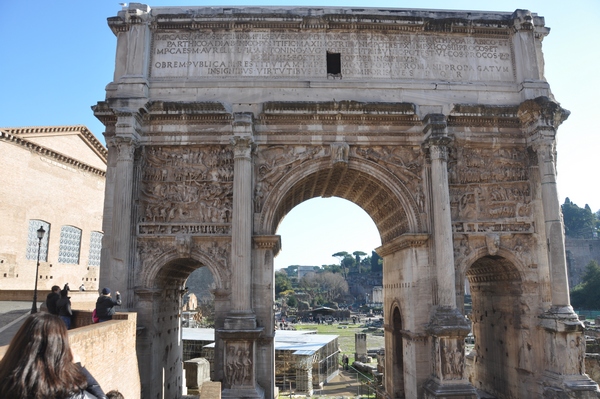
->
[[31, 226, 45, 314]]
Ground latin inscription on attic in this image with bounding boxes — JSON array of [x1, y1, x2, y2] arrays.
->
[[151, 31, 514, 81]]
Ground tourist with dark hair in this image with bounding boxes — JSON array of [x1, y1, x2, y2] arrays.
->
[[95, 288, 121, 322], [57, 288, 73, 329], [0, 312, 107, 398], [106, 390, 125, 399], [46, 285, 61, 315]]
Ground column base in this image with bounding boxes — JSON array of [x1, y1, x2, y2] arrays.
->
[[221, 384, 265, 399], [542, 371, 600, 399], [539, 306, 583, 332], [423, 378, 477, 399], [224, 311, 258, 330]]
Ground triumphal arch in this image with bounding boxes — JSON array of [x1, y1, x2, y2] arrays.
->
[[94, 4, 599, 399]]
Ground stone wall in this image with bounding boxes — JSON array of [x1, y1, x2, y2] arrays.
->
[[566, 238, 600, 287], [0, 290, 101, 310], [0, 312, 140, 399], [0, 127, 105, 293]]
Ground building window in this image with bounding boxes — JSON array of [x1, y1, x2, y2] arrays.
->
[[26, 220, 50, 262], [88, 231, 103, 266], [58, 226, 82, 264]]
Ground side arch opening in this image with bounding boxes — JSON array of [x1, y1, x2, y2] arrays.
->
[[466, 255, 523, 399]]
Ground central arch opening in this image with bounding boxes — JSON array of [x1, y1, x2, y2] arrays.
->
[[263, 162, 416, 396]]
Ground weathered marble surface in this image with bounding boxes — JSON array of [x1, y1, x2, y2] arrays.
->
[[95, 4, 599, 399]]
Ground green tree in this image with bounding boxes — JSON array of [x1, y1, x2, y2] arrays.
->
[[371, 250, 383, 273], [333, 251, 351, 278], [570, 260, 600, 309], [286, 295, 298, 308], [353, 251, 367, 273], [562, 198, 596, 238], [275, 270, 293, 297]]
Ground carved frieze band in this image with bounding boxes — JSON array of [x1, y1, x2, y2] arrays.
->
[[454, 233, 535, 273]]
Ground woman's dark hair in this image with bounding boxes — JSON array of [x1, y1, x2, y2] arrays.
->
[[0, 312, 87, 399]]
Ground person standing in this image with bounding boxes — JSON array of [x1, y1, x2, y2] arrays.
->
[[95, 288, 121, 322], [46, 285, 61, 315], [0, 312, 107, 398], [57, 289, 73, 329]]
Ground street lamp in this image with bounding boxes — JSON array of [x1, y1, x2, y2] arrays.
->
[[31, 226, 45, 314]]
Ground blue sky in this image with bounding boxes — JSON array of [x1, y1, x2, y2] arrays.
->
[[1, 0, 598, 269]]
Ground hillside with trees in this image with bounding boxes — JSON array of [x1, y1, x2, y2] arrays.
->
[[562, 198, 599, 238]]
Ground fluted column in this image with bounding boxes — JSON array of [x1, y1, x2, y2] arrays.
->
[[105, 133, 138, 307], [520, 97, 572, 312], [533, 138, 571, 308], [423, 115, 475, 399], [428, 136, 456, 307], [230, 135, 254, 313]]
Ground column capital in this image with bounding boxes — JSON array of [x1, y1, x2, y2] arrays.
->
[[529, 137, 556, 164], [230, 136, 255, 159], [107, 136, 139, 161], [252, 235, 281, 256], [424, 138, 452, 162]]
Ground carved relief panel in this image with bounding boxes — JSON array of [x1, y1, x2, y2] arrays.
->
[[225, 341, 254, 387], [138, 146, 234, 235], [449, 144, 533, 234]]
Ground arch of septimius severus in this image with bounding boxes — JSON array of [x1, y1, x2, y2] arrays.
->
[[93, 4, 600, 399]]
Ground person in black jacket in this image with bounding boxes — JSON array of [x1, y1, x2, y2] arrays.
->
[[95, 288, 121, 322], [57, 289, 73, 329], [46, 285, 61, 315]]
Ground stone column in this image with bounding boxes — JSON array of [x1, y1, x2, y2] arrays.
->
[[253, 235, 281, 399], [230, 133, 254, 315], [219, 113, 265, 399], [422, 114, 475, 399], [532, 138, 570, 308], [522, 98, 599, 396], [105, 128, 138, 308], [427, 136, 455, 308]]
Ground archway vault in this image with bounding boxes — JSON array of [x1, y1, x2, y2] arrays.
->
[[258, 157, 421, 244], [137, 239, 228, 291]]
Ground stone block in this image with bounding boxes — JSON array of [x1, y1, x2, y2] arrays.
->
[[184, 357, 211, 389]]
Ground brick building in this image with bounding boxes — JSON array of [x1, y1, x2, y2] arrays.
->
[[0, 126, 106, 296]]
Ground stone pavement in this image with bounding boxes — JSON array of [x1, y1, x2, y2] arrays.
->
[[0, 301, 37, 346]]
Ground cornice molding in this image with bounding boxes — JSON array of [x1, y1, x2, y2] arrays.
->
[[260, 101, 419, 126], [0, 129, 107, 177], [137, 7, 541, 37], [376, 233, 429, 257], [0, 125, 107, 162]]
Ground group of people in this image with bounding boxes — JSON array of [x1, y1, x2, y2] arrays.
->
[[0, 286, 124, 398], [46, 284, 122, 328]]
